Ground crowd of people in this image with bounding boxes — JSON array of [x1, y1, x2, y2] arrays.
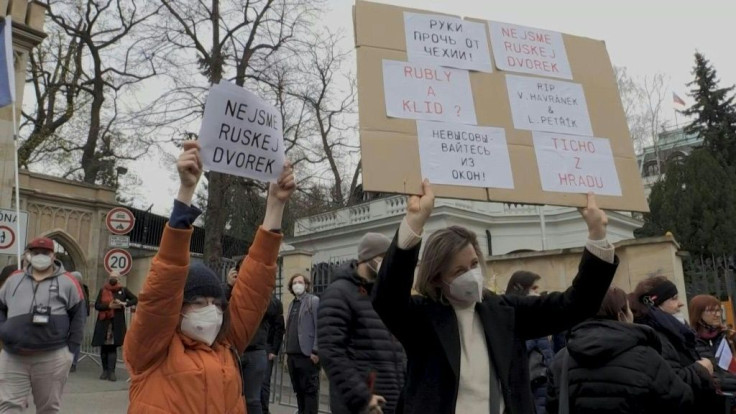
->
[[1, 142, 736, 414]]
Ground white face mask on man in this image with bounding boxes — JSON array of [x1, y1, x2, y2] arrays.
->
[[180, 304, 223, 346], [30, 254, 53, 271], [443, 267, 484, 305], [292, 282, 306, 296]]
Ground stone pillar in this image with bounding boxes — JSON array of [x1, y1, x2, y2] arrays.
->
[[0, 2, 46, 209], [280, 249, 313, 315]]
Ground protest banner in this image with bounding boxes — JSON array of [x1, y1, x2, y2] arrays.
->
[[354, 0, 648, 211], [198, 82, 285, 182]]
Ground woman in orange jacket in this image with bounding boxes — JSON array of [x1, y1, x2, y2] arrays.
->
[[123, 141, 295, 413]]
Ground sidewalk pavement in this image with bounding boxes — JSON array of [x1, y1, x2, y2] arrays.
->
[[25, 356, 301, 413]]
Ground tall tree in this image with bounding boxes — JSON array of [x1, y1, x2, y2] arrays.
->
[[155, 0, 321, 266], [637, 149, 736, 256], [682, 52, 736, 167]]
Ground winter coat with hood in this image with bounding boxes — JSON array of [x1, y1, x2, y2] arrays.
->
[[123, 204, 281, 414], [547, 319, 694, 414], [636, 310, 721, 413], [318, 261, 406, 414]]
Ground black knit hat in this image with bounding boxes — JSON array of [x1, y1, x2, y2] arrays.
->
[[184, 262, 224, 302]]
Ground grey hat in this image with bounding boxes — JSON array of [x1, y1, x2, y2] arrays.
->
[[358, 233, 391, 263]]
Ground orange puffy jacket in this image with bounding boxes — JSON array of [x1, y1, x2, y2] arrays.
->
[[123, 224, 279, 413]]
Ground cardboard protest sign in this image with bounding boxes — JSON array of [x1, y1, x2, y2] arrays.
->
[[417, 121, 513, 188], [383, 60, 477, 124], [404, 12, 492, 72], [488, 21, 572, 79], [354, 0, 648, 212], [199, 82, 285, 182]]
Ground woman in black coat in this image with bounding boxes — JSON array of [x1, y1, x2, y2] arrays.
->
[[372, 183, 618, 414], [630, 277, 719, 412], [91, 271, 137, 381], [547, 287, 694, 413]]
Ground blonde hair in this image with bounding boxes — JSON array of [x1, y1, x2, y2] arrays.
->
[[415, 226, 487, 301]]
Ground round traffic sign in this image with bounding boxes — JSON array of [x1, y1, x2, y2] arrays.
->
[[104, 249, 133, 275], [106, 207, 135, 235], [0, 225, 15, 249]]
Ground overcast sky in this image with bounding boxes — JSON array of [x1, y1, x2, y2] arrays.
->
[[131, 0, 736, 214]]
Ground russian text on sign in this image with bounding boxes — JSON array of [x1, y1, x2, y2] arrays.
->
[[404, 12, 492, 72]]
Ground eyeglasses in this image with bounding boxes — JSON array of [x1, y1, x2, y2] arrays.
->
[[185, 297, 225, 311], [705, 308, 723, 315]]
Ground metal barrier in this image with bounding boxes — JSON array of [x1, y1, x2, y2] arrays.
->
[[78, 306, 134, 367]]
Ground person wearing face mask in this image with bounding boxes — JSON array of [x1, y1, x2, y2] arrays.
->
[[505, 271, 554, 414], [546, 287, 694, 413], [372, 181, 618, 414], [318, 233, 406, 414], [630, 276, 720, 412], [285, 273, 321, 414], [0, 237, 86, 413], [91, 271, 137, 381], [123, 141, 295, 413]]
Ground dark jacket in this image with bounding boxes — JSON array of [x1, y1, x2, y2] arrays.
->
[[286, 292, 319, 357], [246, 294, 285, 353], [527, 336, 553, 414], [91, 286, 138, 347], [696, 329, 736, 392], [372, 233, 618, 414], [547, 319, 694, 413], [318, 261, 406, 414], [637, 312, 720, 412]]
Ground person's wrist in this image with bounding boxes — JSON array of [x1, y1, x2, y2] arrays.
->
[[587, 227, 606, 241], [177, 185, 196, 205]]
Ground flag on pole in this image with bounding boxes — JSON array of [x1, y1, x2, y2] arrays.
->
[[673, 92, 686, 107], [0, 16, 14, 108], [716, 337, 736, 374]]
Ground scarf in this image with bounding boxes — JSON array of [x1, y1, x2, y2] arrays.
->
[[98, 283, 122, 321], [642, 307, 698, 356], [697, 321, 723, 340]]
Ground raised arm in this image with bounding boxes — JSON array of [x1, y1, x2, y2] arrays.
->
[[372, 180, 434, 348], [507, 193, 618, 339], [123, 141, 203, 374], [226, 163, 294, 353]]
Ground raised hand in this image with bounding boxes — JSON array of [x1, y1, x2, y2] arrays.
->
[[262, 162, 296, 230], [176, 141, 203, 205], [579, 192, 608, 240], [406, 179, 435, 234], [267, 161, 296, 205]]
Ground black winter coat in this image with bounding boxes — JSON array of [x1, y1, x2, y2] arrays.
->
[[372, 232, 618, 414], [91, 286, 137, 347], [318, 262, 406, 414], [696, 329, 736, 393], [246, 295, 285, 353], [637, 312, 721, 412], [547, 319, 694, 414]]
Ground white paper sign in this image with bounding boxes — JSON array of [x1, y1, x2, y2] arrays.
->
[[199, 82, 285, 182], [488, 21, 572, 79], [506, 75, 592, 136], [533, 132, 621, 196], [417, 121, 513, 188], [383, 60, 477, 124], [404, 12, 492, 72]]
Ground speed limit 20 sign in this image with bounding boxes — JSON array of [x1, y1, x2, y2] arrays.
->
[[104, 248, 133, 275]]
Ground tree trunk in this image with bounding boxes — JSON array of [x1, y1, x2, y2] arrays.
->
[[82, 80, 105, 184]]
